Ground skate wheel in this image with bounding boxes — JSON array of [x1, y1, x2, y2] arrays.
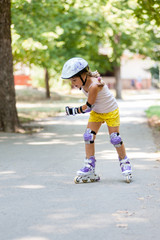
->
[[126, 176, 130, 183], [82, 179, 88, 183], [126, 175, 132, 183], [74, 176, 80, 184], [90, 179, 95, 182], [96, 176, 100, 181]]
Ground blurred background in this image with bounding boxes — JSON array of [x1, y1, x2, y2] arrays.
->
[[11, 0, 160, 95], [1, 0, 160, 131]]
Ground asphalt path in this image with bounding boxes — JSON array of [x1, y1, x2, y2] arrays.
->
[[0, 90, 160, 240]]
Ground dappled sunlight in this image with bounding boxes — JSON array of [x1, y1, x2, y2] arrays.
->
[[31, 224, 70, 235], [35, 172, 67, 177], [112, 210, 148, 226], [120, 108, 147, 115], [13, 237, 49, 240], [36, 114, 89, 126], [31, 213, 112, 234], [123, 92, 160, 101], [98, 131, 108, 136], [120, 116, 147, 124], [15, 185, 45, 189], [31, 209, 149, 235], [14, 142, 28, 145], [1, 91, 160, 240], [96, 149, 160, 161], [126, 147, 141, 151], [0, 170, 22, 181], [27, 139, 80, 146], [129, 151, 160, 161], [97, 151, 117, 161], [37, 132, 57, 138], [73, 133, 82, 137], [0, 171, 16, 175], [48, 212, 76, 221], [1, 0, 160, 237], [42, 119, 87, 126], [133, 164, 151, 170]]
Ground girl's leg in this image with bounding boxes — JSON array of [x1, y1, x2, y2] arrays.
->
[[75, 122, 102, 183], [85, 122, 102, 158], [108, 125, 132, 180], [107, 126, 126, 159]]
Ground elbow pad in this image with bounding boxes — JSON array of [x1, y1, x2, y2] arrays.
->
[[80, 101, 94, 113]]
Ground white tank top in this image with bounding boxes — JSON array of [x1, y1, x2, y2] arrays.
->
[[82, 84, 118, 113]]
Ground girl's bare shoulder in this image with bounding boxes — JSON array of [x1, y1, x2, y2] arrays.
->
[[89, 78, 104, 92]]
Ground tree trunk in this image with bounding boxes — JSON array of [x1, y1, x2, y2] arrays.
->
[[114, 65, 122, 99], [0, 0, 20, 132], [44, 68, 50, 99]]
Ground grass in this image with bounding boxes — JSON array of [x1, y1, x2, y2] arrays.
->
[[145, 105, 160, 118], [16, 86, 85, 124]]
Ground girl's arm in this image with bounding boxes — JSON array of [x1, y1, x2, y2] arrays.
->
[[65, 85, 99, 115]]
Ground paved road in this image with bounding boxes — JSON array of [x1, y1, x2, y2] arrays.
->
[[0, 90, 160, 240]]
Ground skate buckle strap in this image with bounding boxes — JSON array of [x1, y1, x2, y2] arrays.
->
[[120, 157, 131, 168], [82, 159, 90, 168], [84, 157, 96, 168], [80, 166, 90, 172], [120, 159, 130, 164]]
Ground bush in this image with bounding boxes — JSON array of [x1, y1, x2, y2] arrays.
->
[[146, 106, 160, 118]]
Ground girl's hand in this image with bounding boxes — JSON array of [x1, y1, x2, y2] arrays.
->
[[65, 106, 79, 115], [97, 76, 105, 87], [92, 70, 100, 78]]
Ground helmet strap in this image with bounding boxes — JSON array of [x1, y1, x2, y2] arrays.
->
[[79, 74, 87, 86]]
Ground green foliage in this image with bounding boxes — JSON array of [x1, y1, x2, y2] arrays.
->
[[101, 0, 160, 65], [133, 0, 160, 61], [11, 0, 109, 81], [101, 0, 136, 65], [146, 105, 160, 118], [12, 0, 65, 70], [136, 0, 160, 26], [57, 2, 110, 71], [11, 0, 160, 90], [149, 65, 159, 80]]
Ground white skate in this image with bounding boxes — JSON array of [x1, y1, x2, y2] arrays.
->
[[119, 156, 132, 183], [74, 156, 100, 184]]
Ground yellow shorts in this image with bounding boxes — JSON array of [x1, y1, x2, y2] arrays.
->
[[88, 108, 120, 127]]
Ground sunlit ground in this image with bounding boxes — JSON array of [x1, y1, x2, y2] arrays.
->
[[15, 87, 160, 124], [0, 87, 160, 240]]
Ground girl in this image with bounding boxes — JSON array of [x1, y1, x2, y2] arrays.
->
[[61, 57, 132, 183]]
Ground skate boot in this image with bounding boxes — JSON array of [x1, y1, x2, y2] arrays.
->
[[74, 156, 100, 184], [119, 156, 132, 183]]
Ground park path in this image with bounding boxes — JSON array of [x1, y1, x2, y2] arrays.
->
[[0, 90, 160, 240]]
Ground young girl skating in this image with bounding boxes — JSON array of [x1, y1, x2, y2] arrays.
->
[[61, 57, 132, 183]]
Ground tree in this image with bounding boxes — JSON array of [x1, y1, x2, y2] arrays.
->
[[0, 0, 20, 132], [133, 0, 160, 87], [99, 0, 137, 98], [11, 0, 109, 98], [57, 0, 109, 70], [100, 0, 160, 98], [136, 0, 160, 26], [11, 0, 64, 98], [11, 0, 160, 101], [134, 0, 160, 62]]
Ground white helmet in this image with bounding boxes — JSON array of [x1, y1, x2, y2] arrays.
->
[[61, 57, 88, 79]]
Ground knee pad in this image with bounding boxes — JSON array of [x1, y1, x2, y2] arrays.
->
[[110, 132, 123, 148], [83, 128, 96, 144]]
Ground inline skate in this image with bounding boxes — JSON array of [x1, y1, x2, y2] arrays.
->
[[119, 156, 132, 183], [74, 156, 100, 184]]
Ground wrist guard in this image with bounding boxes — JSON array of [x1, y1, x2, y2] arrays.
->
[[80, 101, 94, 113], [65, 106, 80, 116]]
